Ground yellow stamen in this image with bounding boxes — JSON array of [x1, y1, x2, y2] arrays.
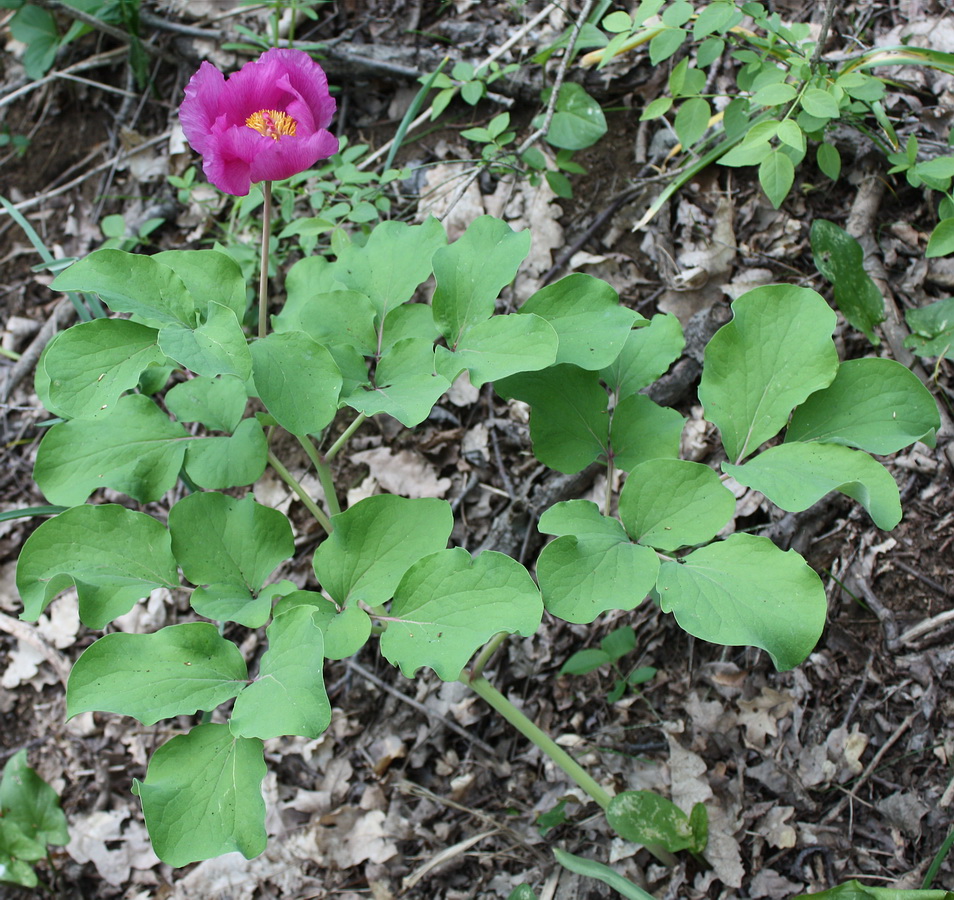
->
[[245, 109, 297, 140]]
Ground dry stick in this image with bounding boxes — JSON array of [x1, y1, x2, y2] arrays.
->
[[809, 0, 842, 69], [438, 0, 596, 223], [0, 47, 128, 110], [845, 168, 954, 469], [357, 2, 559, 172]]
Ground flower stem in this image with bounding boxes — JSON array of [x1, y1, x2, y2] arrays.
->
[[296, 435, 342, 518], [469, 631, 509, 680], [257, 180, 273, 340], [326, 412, 367, 462], [463, 673, 614, 811], [267, 449, 333, 533]]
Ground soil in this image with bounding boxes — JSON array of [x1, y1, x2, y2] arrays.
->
[[1, 2, 953, 899]]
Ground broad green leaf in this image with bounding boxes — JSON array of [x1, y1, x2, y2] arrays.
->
[[17, 503, 177, 628], [152, 249, 246, 320], [250, 331, 342, 435], [10, 4, 58, 80], [495, 365, 608, 473], [50, 249, 195, 328], [230, 606, 330, 740], [0, 818, 44, 887], [274, 290, 377, 355], [719, 136, 773, 167], [67, 623, 248, 724], [381, 548, 543, 680], [817, 143, 841, 180], [904, 296, 954, 361], [787, 358, 939, 453], [432, 216, 531, 345], [273, 591, 372, 659], [752, 82, 797, 106], [801, 87, 840, 119], [649, 26, 687, 65], [698, 285, 838, 462], [166, 374, 247, 433], [380, 302, 441, 353], [544, 82, 608, 150], [674, 97, 711, 148], [34, 393, 188, 505], [724, 442, 901, 529], [437, 313, 558, 387], [607, 791, 702, 853], [777, 119, 805, 152], [759, 149, 795, 208], [693, 0, 739, 37], [133, 724, 266, 866], [609, 393, 685, 471], [926, 218, 954, 258], [191, 583, 270, 628], [641, 96, 672, 120], [314, 494, 453, 607], [519, 274, 640, 370], [561, 648, 612, 675], [810, 219, 885, 343], [344, 336, 450, 427], [538, 532, 658, 624], [169, 492, 294, 593], [539, 500, 627, 539], [0, 750, 69, 849], [507, 885, 538, 900], [619, 459, 735, 551], [662, 0, 693, 26], [43, 318, 164, 419], [602, 313, 684, 399], [657, 533, 826, 670], [183, 417, 268, 489], [159, 301, 252, 379]]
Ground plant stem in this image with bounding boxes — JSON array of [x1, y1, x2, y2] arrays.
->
[[297, 435, 342, 517], [257, 180, 273, 340], [464, 674, 613, 810], [922, 819, 954, 889], [469, 631, 509, 679], [326, 412, 367, 462], [267, 449, 333, 533]]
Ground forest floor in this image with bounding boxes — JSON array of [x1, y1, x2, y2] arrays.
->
[[1, 1, 953, 898]]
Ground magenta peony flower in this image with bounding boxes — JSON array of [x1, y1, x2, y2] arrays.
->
[[179, 48, 339, 196]]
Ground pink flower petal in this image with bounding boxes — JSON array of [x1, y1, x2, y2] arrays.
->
[[179, 62, 226, 156]]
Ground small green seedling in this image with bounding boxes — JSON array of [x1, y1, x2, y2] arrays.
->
[[560, 626, 657, 703]]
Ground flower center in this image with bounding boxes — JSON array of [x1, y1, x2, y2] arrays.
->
[[245, 109, 297, 140]]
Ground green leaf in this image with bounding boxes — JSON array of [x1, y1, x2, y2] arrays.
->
[[34, 393, 188, 505], [649, 26, 687, 65], [0, 750, 69, 849], [544, 82, 608, 150], [432, 216, 531, 345], [759, 149, 795, 208], [17, 503, 178, 628], [169, 491, 294, 594], [314, 494, 453, 607], [250, 331, 342, 435], [724, 442, 901, 529], [381, 548, 543, 680], [152, 249, 247, 320], [50, 249, 195, 328], [437, 313, 559, 387], [786, 358, 939, 453], [133, 724, 266, 866], [641, 96, 672, 120], [42, 318, 164, 419], [817, 143, 841, 180], [183, 417, 268, 489], [656, 533, 826, 670], [553, 848, 656, 900], [166, 375, 248, 433], [561, 648, 612, 675], [610, 393, 685, 471], [273, 592, 372, 659], [230, 606, 331, 740], [801, 86, 841, 119], [159, 301, 252, 379], [810, 219, 885, 343], [776, 118, 805, 152], [618, 459, 735, 551], [752, 82, 797, 106], [0, 818, 43, 887], [603, 10, 632, 31], [67, 623, 248, 724], [495, 365, 608, 473], [333, 217, 447, 320], [674, 97, 711, 148], [10, 5, 58, 80], [601, 313, 684, 399], [507, 885, 538, 900], [698, 285, 838, 462], [190, 583, 270, 628], [926, 218, 954, 257], [274, 290, 377, 355], [344, 336, 450, 427], [905, 296, 954, 361], [519, 274, 639, 370], [607, 791, 702, 852]]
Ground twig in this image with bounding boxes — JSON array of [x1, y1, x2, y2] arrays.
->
[[899, 608, 954, 646], [891, 558, 953, 598], [810, 0, 841, 70], [345, 658, 497, 756], [0, 47, 128, 110], [0, 299, 76, 403]]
